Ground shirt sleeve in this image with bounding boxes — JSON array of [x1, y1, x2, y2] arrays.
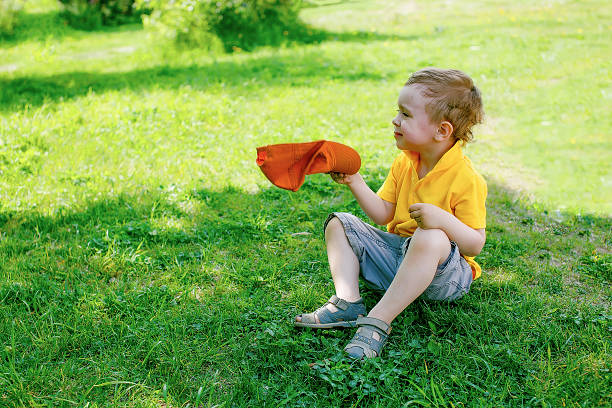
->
[[452, 172, 487, 229], [376, 155, 402, 203]]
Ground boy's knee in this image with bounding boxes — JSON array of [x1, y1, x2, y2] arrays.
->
[[411, 228, 451, 260], [325, 216, 344, 237]]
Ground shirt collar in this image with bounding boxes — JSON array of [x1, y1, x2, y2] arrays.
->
[[403, 141, 464, 175]]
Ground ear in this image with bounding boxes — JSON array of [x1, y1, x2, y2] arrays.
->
[[434, 121, 453, 141]]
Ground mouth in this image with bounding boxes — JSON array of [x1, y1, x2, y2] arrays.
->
[[394, 131, 402, 138]]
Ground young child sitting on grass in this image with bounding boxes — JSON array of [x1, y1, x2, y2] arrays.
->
[[295, 68, 487, 359]]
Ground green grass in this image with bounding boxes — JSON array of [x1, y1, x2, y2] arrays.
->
[[1, 0, 611, 406]]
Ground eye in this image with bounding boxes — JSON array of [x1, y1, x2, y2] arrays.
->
[[397, 109, 410, 118]]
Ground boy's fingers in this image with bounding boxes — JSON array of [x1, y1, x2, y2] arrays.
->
[[330, 172, 347, 184]]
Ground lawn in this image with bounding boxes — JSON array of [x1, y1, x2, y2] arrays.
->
[[0, 0, 610, 406]]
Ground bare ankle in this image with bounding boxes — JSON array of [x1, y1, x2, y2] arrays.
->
[[337, 294, 361, 303]]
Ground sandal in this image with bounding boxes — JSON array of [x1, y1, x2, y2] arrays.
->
[[344, 316, 390, 359], [294, 295, 367, 329]]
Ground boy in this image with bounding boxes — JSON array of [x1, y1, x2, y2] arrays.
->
[[294, 68, 487, 359]]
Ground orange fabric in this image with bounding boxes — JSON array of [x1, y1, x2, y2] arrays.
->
[[256, 140, 361, 191]]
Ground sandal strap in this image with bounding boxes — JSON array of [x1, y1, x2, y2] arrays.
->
[[328, 295, 361, 311], [356, 316, 390, 333], [344, 338, 379, 358], [353, 333, 382, 347], [344, 327, 388, 358], [298, 296, 366, 325]]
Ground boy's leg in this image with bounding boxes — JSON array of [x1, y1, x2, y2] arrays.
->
[[344, 227, 451, 358], [325, 216, 361, 302], [367, 227, 451, 326], [295, 216, 361, 324]]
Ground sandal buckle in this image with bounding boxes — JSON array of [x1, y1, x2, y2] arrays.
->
[[329, 295, 349, 311]]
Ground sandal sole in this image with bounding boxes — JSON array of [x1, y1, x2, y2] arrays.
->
[[294, 320, 356, 329]]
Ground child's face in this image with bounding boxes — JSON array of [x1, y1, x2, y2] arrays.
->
[[392, 85, 438, 151]]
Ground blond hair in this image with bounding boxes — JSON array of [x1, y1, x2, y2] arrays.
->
[[405, 68, 484, 143]]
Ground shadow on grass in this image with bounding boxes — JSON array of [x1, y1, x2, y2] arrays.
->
[[1, 177, 609, 313], [0, 49, 391, 111], [0, 8, 419, 111], [1, 175, 610, 404]]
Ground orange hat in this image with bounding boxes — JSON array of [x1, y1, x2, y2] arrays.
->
[[256, 140, 361, 191]]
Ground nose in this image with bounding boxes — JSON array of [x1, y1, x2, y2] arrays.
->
[[392, 114, 400, 128]]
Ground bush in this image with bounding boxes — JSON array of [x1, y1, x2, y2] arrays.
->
[[0, 0, 24, 37], [137, 0, 318, 52], [59, 0, 145, 30]]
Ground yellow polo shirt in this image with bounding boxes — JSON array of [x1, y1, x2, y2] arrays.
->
[[377, 142, 487, 279]]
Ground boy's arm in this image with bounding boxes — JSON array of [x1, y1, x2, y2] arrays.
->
[[331, 172, 395, 225], [409, 203, 486, 257]]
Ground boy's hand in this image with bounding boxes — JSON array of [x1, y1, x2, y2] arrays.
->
[[330, 172, 360, 186], [409, 203, 448, 230]]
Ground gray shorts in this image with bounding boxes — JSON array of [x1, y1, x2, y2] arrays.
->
[[325, 212, 473, 302]]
